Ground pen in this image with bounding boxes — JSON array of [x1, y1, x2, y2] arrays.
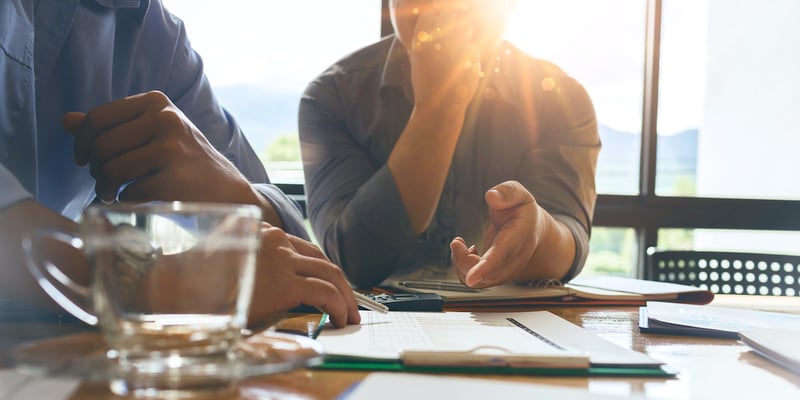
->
[[398, 280, 485, 293], [353, 291, 389, 313]]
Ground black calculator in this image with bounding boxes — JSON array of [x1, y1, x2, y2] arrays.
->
[[364, 293, 443, 312]]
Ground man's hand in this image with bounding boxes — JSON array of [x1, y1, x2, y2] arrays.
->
[[450, 180, 545, 288], [248, 224, 361, 329], [62, 91, 261, 208], [408, 1, 483, 110]]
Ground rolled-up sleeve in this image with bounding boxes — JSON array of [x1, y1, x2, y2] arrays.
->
[[299, 77, 417, 287], [522, 71, 600, 281]]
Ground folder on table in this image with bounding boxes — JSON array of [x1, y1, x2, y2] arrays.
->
[[384, 276, 714, 308], [315, 310, 671, 376]]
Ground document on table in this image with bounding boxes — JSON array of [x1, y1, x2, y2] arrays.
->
[[341, 372, 646, 400], [317, 310, 662, 369], [639, 301, 800, 338], [739, 328, 800, 375]]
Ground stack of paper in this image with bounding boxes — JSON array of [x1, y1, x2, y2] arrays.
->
[[639, 301, 800, 338], [739, 328, 800, 375], [385, 276, 714, 307], [316, 310, 668, 376]]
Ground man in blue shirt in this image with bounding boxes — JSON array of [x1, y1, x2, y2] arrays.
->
[[0, 0, 359, 327]]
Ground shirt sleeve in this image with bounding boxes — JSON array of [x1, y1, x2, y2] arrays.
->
[[519, 68, 600, 281], [145, 3, 306, 235], [0, 164, 32, 211], [299, 77, 418, 288]]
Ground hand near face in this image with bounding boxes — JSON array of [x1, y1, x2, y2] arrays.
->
[[450, 180, 544, 288], [407, 1, 483, 109], [247, 224, 361, 329], [63, 91, 256, 205]]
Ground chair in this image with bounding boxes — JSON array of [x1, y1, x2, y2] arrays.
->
[[647, 249, 800, 296]]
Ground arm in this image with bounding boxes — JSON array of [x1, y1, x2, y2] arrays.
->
[[64, 2, 306, 235], [0, 199, 86, 307], [388, 8, 483, 235], [452, 71, 599, 286], [300, 84, 419, 287]]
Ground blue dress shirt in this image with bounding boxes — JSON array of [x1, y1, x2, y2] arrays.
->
[[0, 0, 307, 237]]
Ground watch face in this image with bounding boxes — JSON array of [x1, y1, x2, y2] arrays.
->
[[113, 224, 160, 271]]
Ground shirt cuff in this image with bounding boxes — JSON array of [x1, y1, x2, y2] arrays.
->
[[551, 213, 590, 282], [252, 184, 310, 240]]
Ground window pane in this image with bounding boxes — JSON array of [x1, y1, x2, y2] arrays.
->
[[584, 227, 637, 277], [657, 0, 800, 199], [505, 1, 646, 195], [658, 229, 800, 256], [161, 0, 381, 183]]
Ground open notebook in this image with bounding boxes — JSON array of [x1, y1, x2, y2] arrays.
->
[[383, 276, 714, 308], [315, 310, 669, 376]]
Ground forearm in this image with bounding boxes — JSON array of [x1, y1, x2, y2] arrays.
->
[[515, 207, 577, 282], [0, 200, 84, 307], [387, 105, 466, 234]]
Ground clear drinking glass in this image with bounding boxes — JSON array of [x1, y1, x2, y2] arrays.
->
[[24, 202, 262, 398]]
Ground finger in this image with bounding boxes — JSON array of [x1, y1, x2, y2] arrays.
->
[[94, 146, 164, 203], [72, 91, 171, 165], [285, 234, 330, 261], [466, 226, 529, 287], [450, 238, 481, 283], [486, 180, 533, 211], [299, 277, 359, 328], [290, 256, 359, 316], [88, 115, 156, 168], [62, 112, 85, 136]]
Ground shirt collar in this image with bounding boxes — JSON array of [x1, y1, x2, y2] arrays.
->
[[94, 0, 141, 8], [379, 35, 516, 105]]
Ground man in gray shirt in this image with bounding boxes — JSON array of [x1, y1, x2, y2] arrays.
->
[[300, 0, 600, 289]]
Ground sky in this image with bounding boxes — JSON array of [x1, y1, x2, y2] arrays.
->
[[162, 0, 708, 135]]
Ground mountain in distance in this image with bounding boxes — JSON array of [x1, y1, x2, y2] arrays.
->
[[213, 85, 303, 154], [598, 124, 698, 194]]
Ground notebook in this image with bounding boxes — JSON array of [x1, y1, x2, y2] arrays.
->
[[638, 301, 800, 338], [315, 310, 670, 376], [384, 276, 714, 307]]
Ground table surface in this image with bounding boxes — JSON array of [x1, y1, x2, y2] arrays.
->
[[2, 295, 800, 399]]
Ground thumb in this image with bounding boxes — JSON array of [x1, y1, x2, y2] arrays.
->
[[62, 112, 86, 135], [485, 180, 531, 211]]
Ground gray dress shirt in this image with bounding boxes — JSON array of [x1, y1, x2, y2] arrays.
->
[[300, 36, 600, 288]]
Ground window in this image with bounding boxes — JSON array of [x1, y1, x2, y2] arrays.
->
[[163, 1, 800, 278], [161, 0, 381, 184], [657, 0, 800, 200], [505, 0, 646, 196]]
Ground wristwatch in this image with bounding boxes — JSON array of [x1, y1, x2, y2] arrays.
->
[[112, 223, 162, 307]]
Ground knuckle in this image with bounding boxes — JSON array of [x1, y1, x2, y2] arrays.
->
[[143, 90, 171, 107]]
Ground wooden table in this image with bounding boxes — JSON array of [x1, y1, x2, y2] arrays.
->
[[2, 296, 799, 399]]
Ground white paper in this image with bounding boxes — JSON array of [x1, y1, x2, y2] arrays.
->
[[318, 311, 661, 368], [0, 370, 80, 400], [342, 372, 645, 400], [646, 301, 800, 334], [740, 328, 800, 374]]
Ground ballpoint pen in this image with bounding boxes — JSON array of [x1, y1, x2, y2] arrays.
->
[[353, 291, 389, 313]]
